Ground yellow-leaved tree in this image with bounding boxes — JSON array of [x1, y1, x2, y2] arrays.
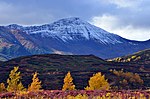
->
[[62, 71, 75, 91], [7, 66, 25, 92], [0, 83, 6, 92], [85, 72, 109, 90], [28, 72, 42, 92]]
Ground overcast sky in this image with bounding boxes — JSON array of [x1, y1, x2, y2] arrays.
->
[[0, 0, 150, 41]]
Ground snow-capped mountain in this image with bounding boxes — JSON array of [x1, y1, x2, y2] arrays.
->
[[23, 17, 122, 44], [1, 17, 150, 59]]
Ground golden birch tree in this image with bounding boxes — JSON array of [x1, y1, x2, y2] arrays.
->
[[85, 72, 109, 90], [62, 71, 75, 91], [7, 66, 25, 92], [28, 72, 42, 92]]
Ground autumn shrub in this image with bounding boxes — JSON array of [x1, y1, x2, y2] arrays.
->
[[0, 83, 6, 93], [111, 69, 143, 89]]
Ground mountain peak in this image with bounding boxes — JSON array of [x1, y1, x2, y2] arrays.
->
[[52, 17, 87, 26], [0, 17, 150, 59], [58, 17, 81, 21], [4, 17, 122, 44], [7, 24, 23, 30], [20, 17, 122, 44]]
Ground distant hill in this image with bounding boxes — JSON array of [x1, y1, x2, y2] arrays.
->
[[0, 54, 10, 61], [109, 49, 150, 64], [0, 56, 7, 61], [0, 54, 149, 90]]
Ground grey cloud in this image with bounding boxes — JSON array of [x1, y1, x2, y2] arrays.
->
[[0, 0, 150, 34], [0, 0, 118, 25]]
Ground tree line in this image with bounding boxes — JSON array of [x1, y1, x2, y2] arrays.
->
[[0, 66, 109, 93], [0, 66, 143, 94]]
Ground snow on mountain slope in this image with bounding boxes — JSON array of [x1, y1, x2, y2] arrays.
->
[[22, 17, 123, 44], [4, 17, 150, 59]]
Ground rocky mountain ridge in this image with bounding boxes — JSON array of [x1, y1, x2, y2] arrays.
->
[[0, 17, 149, 60]]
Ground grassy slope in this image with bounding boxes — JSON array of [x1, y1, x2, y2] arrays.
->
[[109, 49, 150, 63], [0, 54, 149, 89]]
